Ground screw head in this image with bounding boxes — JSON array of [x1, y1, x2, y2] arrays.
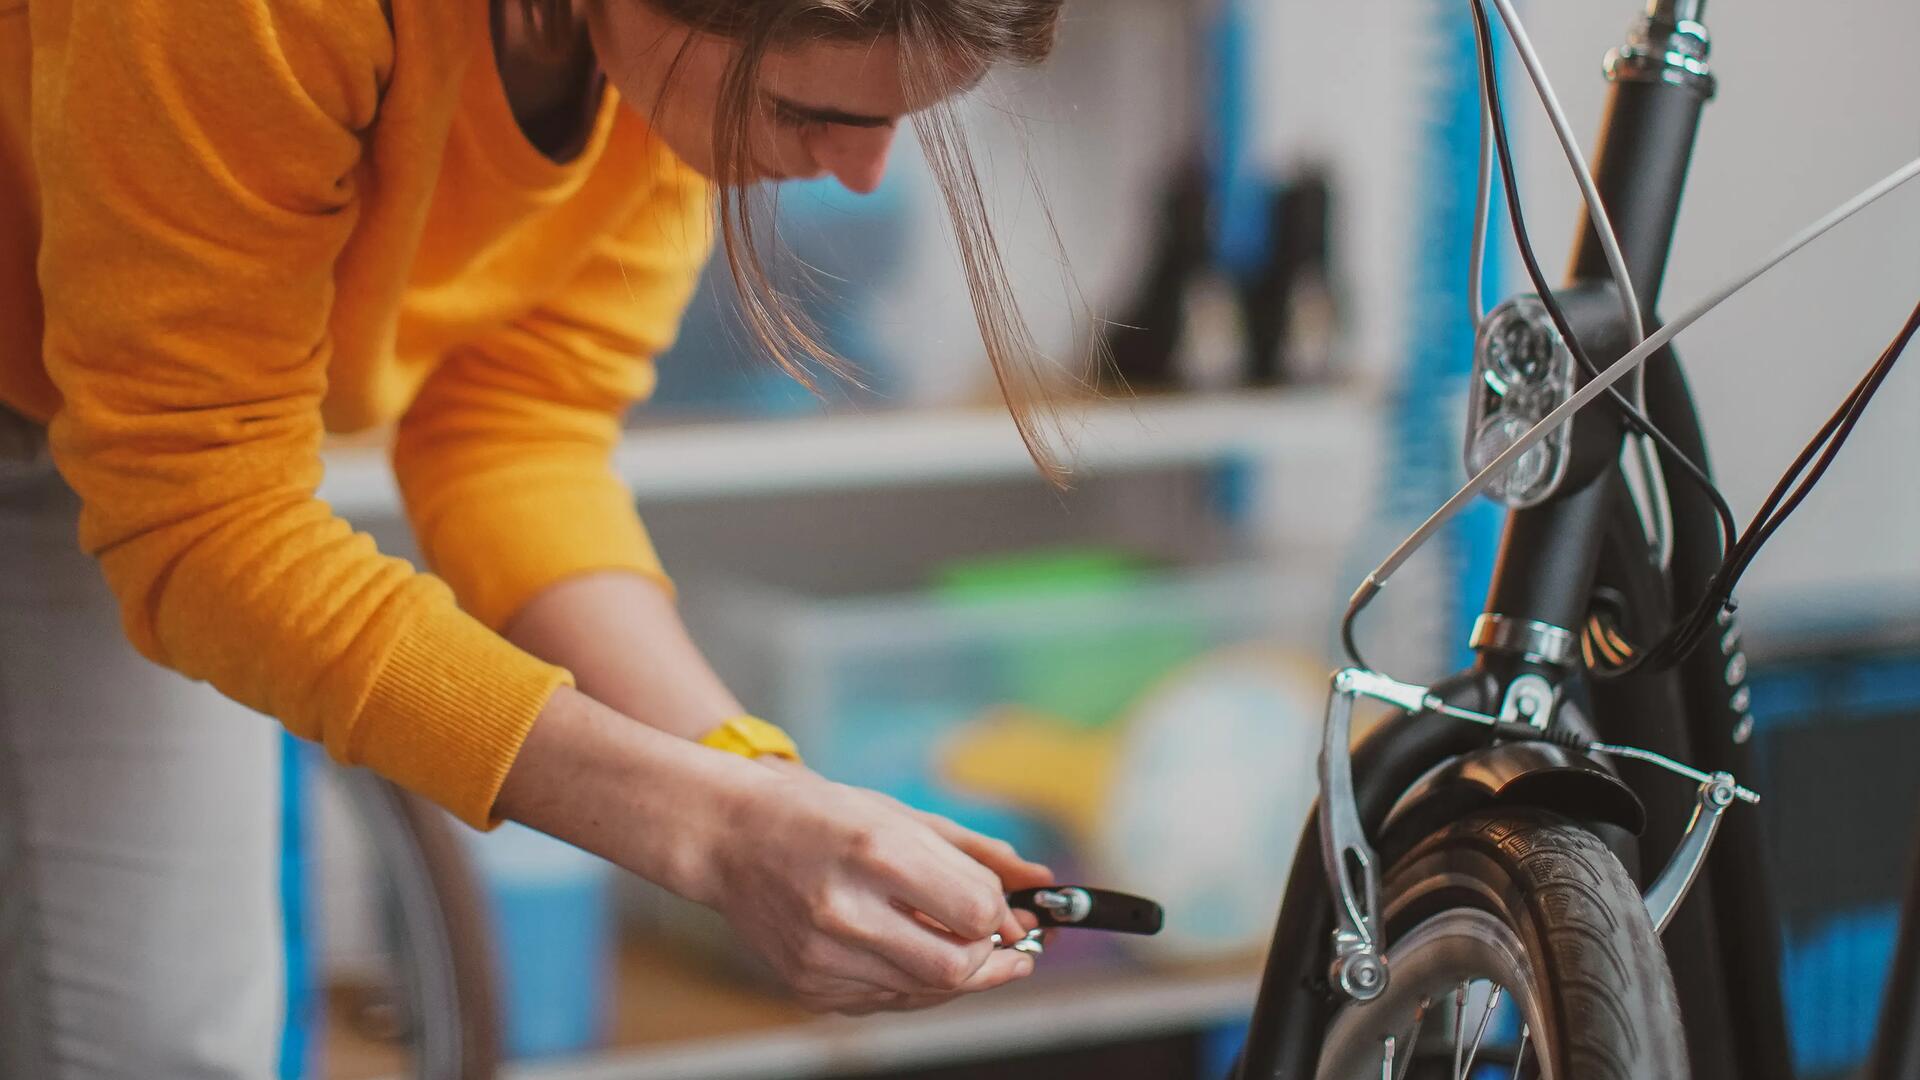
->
[[1337, 956, 1387, 1000]]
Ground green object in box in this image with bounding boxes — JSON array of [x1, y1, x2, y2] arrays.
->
[[933, 547, 1205, 730]]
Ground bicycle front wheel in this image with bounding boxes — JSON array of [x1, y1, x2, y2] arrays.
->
[[1313, 810, 1686, 1080]]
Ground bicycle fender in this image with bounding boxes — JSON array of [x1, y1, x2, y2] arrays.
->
[[1378, 740, 1646, 858]]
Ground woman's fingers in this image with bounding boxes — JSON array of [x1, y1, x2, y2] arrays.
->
[[869, 826, 1017, 945], [917, 811, 1054, 890], [917, 818, 1050, 942], [804, 948, 1037, 1015], [844, 898, 1007, 992], [865, 816, 1043, 947], [953, 945, 1037, 993], [902, 812, 1051, 942], [804, 914, 984, 996]]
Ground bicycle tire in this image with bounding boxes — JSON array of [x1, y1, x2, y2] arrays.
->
[[1312, 809, 1687, 1079], [339, 770, 503, 1080]]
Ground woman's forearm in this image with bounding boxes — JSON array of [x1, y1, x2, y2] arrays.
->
[[504, 570, 743, 740], [492, 682, 767, 900]]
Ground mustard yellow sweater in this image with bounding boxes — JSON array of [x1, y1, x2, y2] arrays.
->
[[0, 0, 713, 827]]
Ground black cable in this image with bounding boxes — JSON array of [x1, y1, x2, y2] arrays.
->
[[1340, 604, 1369, 670], [1467, 0, 1740, 555], [1645, 297, 1920, 665]]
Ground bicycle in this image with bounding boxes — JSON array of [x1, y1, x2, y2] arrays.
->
[[1192, 0, 1920, 1075]]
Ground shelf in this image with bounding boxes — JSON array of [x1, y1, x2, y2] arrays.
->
[[329, 934, 1258, 1080], [508, 940, 1260, 1080], [318, 386, 1378, 518]]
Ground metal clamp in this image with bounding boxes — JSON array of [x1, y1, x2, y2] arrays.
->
[[1498, 673, 1558, 730], [1642, 771, 1748, 934], [1471, 614, 1580, 668], [1605, 14, 1716, 98], [1319, 669, 1437, 1001]]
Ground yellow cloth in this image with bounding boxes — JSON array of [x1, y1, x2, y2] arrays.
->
[[0, 0, 714, 827]]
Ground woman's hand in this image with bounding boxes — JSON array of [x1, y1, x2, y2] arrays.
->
[[697, 766, 1052, 1014], [754, 756, 1054, 916], [496, 688, 1056, 1015]]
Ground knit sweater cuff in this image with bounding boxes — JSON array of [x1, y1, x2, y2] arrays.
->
[[356, 598, 573, 829]]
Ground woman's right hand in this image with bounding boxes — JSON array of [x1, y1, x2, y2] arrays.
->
[[694, 768, 1042, 1014]]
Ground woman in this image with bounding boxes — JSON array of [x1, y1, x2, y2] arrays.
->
[[0, 0, 1071, 1073]]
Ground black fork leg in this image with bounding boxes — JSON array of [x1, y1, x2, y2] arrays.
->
[[1644, 351, 1795, 1080], [1869, 819, 1920, 1080]]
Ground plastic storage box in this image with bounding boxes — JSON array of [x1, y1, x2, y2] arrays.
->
[[679, 551, 1340, 963]]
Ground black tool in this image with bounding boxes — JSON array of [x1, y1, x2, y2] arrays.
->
[[1007, 886, 1165, 936]]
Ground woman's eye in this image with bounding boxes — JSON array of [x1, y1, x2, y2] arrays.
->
[[772, 106, 818, 131]]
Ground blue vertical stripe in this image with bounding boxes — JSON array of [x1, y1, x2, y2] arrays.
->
[[1208, 0, 1271, 277], [1388, 0, 1507, 653], [278, 734, 317, 1079]]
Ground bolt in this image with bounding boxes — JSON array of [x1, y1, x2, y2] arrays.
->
[[1732, 714, 1754, 744], [1340, 958, 1387, 1001]]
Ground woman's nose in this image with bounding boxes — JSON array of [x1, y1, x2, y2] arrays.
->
[[807, 124, 899, 195]]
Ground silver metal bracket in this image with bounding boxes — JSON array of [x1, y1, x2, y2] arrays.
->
[[1642, 771, 1746, 934], [1320, 669, 1442, 1001], [1498, 673, 1558, 730]]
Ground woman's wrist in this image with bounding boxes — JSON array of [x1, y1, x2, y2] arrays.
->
[[494, 684, 773, 901]]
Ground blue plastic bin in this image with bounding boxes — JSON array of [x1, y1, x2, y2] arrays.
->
[[462, 823, 616, 1059]]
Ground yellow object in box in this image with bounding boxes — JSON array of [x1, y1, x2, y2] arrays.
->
[[940, 645, 1328, 962]]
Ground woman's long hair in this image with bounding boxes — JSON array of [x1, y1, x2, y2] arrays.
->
[[515, 0, 1073, 483]]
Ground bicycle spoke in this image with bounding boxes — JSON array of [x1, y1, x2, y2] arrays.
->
[[1459, 984, 1503, 1080], [1381, 1034, 1396, 1080], [1509, 1023, 1531, 1080], [1452, 981, 1470, 1079], [1394, 997, 1431, 1080]]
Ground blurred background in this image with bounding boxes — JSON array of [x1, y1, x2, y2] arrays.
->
[[305, 0, 1920, 1076]]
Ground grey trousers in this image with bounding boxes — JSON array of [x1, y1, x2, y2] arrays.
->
[[0, 410, 285, 1079]]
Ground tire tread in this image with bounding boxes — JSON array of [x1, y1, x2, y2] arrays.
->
[[1396, 811, 1685, 1079]]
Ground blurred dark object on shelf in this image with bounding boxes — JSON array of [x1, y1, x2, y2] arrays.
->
[[1098, 165, 1342, 394], [1246, 169, 1339, 387], [1101, 160, 1216, 391]]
